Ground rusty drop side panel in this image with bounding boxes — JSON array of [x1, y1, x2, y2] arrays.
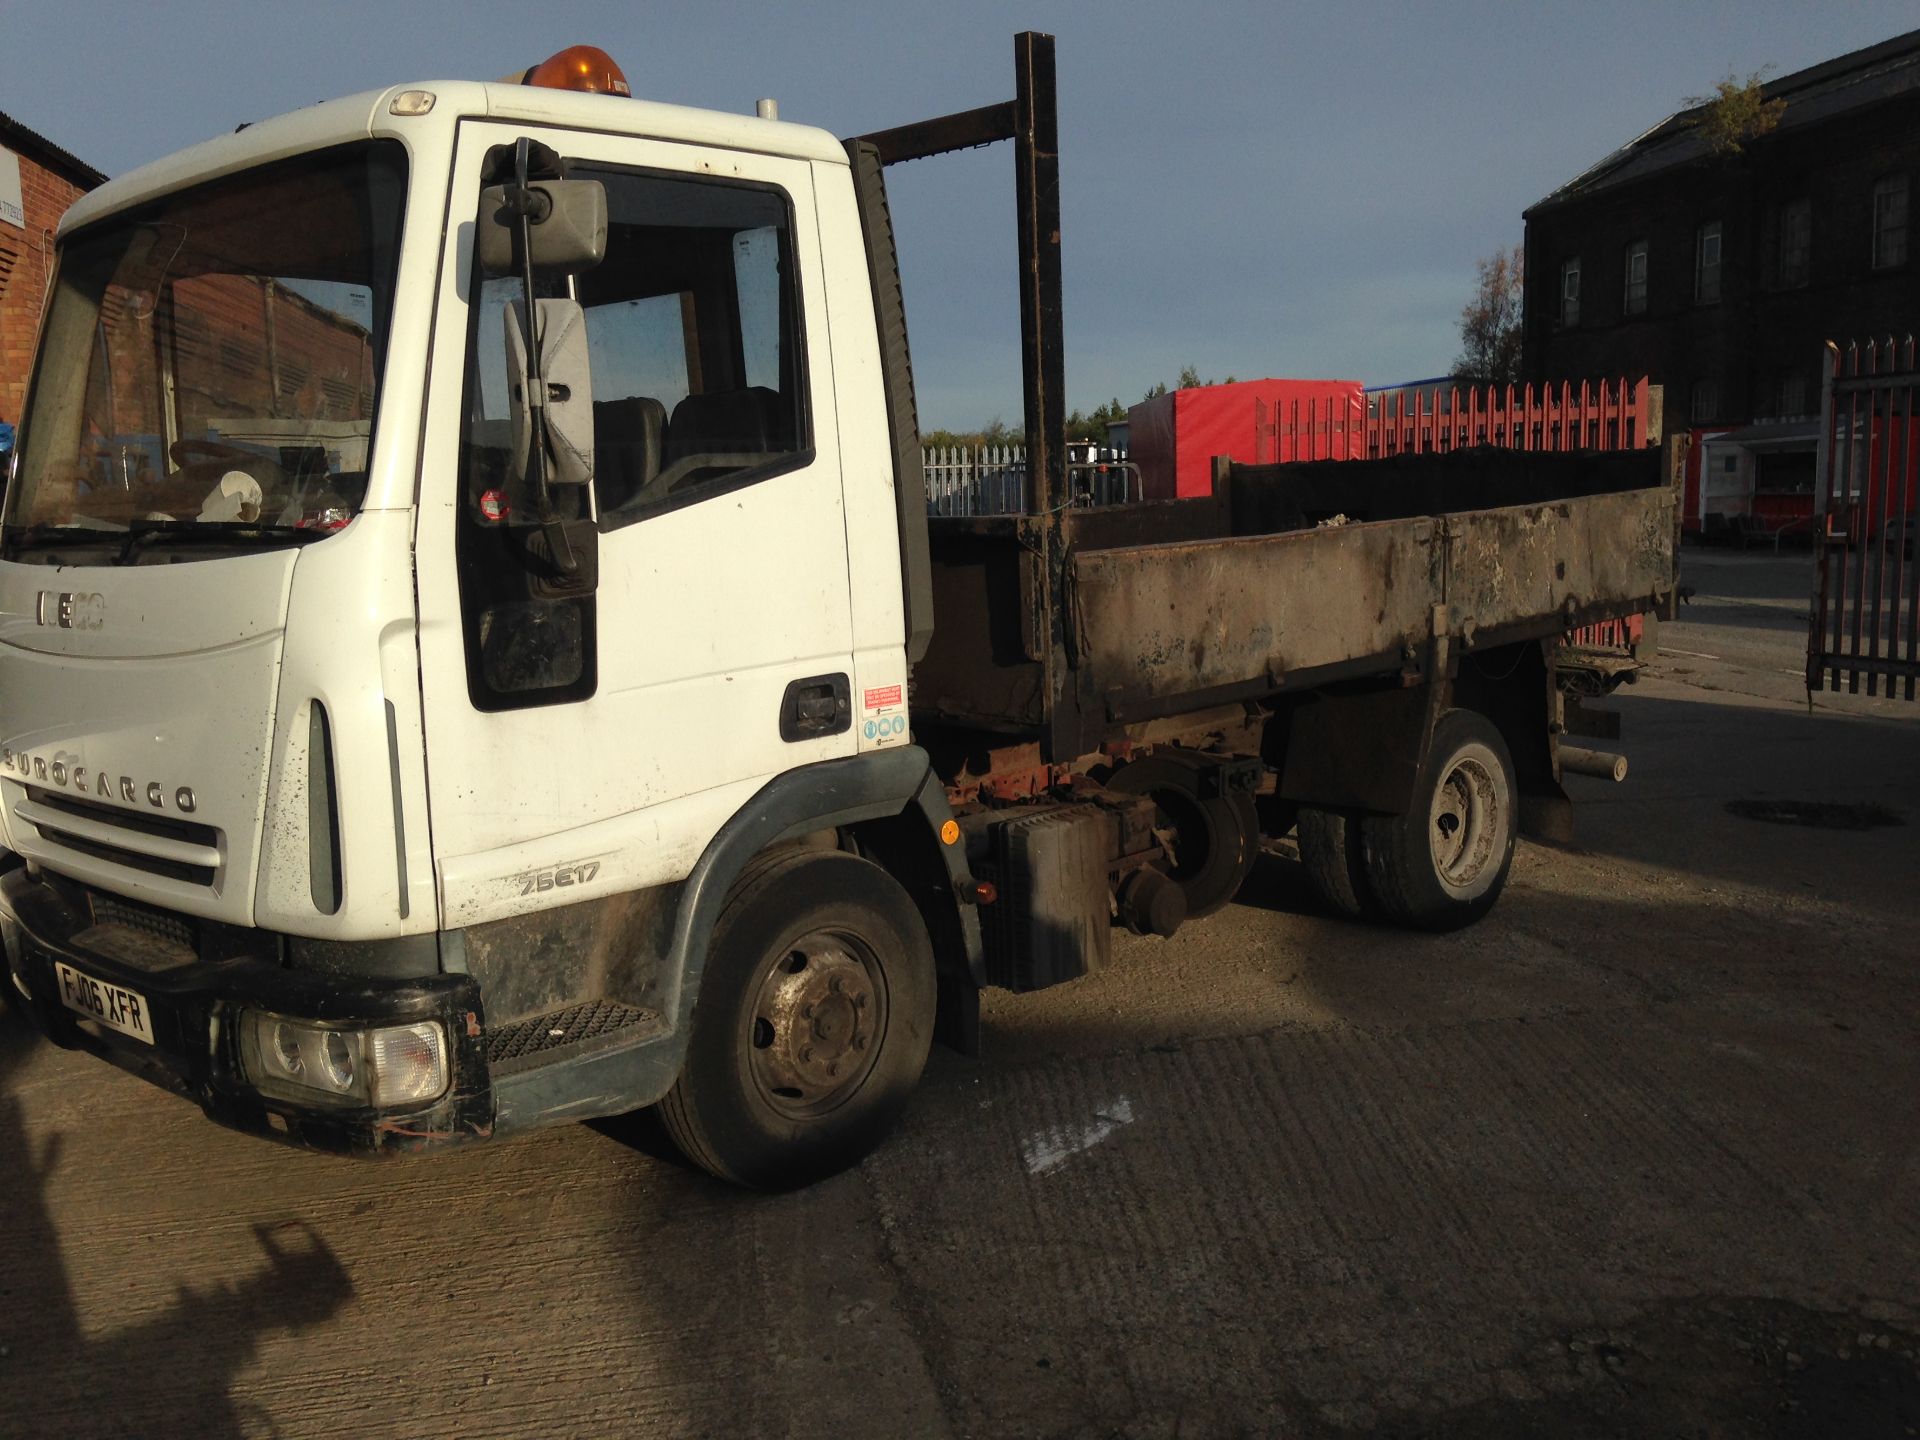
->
[[913, 448, 1679, 759], [1070, 518, 1442, 712], [1070, 485, 1675, 728], [1440, 489, 1677, 647]]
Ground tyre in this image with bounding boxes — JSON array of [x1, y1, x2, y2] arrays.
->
[[1109, 755, 1260, 918], [1361, 709, 1517, 932], [1296, 805, 1375, 920], [658, 848, 936, 1189]]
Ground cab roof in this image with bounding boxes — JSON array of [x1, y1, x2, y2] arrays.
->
[[61, 80, 849, 237]]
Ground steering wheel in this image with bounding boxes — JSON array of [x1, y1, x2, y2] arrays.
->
[[169, 437, 257, 466]]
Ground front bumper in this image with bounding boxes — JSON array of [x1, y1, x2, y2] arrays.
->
[[1, 868, 492, 1155]]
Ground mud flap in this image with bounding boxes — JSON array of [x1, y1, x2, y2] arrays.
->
[[1519, 782, 1576, 846]]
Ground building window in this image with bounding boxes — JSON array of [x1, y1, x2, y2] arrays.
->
[[1873, 176, 1909, 270], [1623, 239, 1648, 315], [1690, 376, 1721, 424], [1777, 198, 1810, 287], [1695, 220, 1722, 304], [1559, 257, 1581, 326], [1778, 369, 1809, 417], [1755, 451, 1816, 497]]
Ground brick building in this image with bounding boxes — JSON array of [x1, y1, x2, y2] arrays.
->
[[1, 112, 106, 430], [1522, 30, 1920, 533]]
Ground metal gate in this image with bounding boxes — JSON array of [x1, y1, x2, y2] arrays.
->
[[1808, 338, 1920, 699]]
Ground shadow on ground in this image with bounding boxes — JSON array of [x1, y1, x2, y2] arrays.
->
[[1365, 1297, 1920, 1440], [0, 1006, 355, 1439], [1564, 688, 1920, 909]]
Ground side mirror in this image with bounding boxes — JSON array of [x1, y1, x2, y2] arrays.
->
[[479, 179, 607, 276], [505, 298, 594, 487]]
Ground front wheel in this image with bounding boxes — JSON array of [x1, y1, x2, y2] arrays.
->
[[658, 849, 936, 1189], [1361, 709, 1517, 932]]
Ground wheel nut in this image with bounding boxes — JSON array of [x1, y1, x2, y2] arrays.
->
[[853, 994, 868, 1010], [801, 1003, 814, 1019], [853, 1035, 868, 1052], [827, 1062, 840, 1077], [800, 1045, 813, 1063], [829, 976, 843, 994]]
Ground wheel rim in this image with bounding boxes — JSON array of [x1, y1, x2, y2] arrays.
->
[[746, 930, 888, 1120], [1429, 750, 1503, 892]]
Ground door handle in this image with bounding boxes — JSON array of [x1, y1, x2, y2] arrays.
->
[[779, 673, 851, 742]]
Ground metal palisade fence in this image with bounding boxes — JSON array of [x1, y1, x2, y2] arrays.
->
[[1808, 336, 1919, 699], [923, 444, 1140, 516], [924, 444, 1029, 516], [1363, 378, 1653, 456]]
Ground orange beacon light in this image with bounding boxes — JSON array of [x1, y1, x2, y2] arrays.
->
[[520, 45, 631, 96]]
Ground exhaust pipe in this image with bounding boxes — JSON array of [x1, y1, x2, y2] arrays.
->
[[1560, 745, 1628, 782]]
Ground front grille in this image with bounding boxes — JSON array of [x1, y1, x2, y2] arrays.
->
[[485, 999, 660, 1070], [18, 787, 221, 886]]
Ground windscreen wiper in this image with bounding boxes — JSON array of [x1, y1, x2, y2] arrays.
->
[[2, 522, 127, 556], [115, 518, 329, 565]]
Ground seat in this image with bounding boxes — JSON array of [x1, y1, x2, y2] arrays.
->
[[593, 396, 668, 515], [663, 387, 781, 464]]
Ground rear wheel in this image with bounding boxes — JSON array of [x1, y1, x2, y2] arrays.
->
[[1296, 806, 1375, 920], [1361, 709, 1517, 931], [658, 849, 936, 1189], [1109, 756, 1260, 918]]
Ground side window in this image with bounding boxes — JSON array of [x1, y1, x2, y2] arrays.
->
[[449, 156, 807, 711], [569, 167, 808, 530]]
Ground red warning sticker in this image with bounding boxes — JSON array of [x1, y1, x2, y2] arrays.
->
[[863, 684, 902, 710]]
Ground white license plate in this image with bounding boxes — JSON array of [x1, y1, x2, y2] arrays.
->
[[54, 961, 156, 1045]]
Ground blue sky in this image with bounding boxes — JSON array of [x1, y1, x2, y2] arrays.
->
[[7, 1, 1917, 429]]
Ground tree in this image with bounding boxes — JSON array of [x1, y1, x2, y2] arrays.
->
[[1451, 244, 1524, 385], [1688, 71, 1785, 157], [1066, 397, 1131, 444]]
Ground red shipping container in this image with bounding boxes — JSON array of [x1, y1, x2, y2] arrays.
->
[[1128, 378, 1364, 500]]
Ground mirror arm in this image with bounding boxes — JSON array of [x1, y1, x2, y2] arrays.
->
[[509, 138, 577, 575]]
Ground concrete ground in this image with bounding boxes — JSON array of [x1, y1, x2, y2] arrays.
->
[[3, 548, 1917, 1438]]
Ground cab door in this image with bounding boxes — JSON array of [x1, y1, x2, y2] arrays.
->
[[414, 122, 857, 928]]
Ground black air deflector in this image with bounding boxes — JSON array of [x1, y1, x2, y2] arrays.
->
[[309, 702, 342, 915], [844, 139, 934, 665]]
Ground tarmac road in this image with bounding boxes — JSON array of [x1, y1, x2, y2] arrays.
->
[[2, 548, 1917, 1438]]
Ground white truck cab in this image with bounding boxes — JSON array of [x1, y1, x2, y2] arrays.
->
[[0, 48, 964, 1185]]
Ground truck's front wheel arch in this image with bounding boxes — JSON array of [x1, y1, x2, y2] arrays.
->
[[845, 805, 983, 1054]]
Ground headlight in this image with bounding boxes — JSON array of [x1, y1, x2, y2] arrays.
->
[[241, 1013, 449, 1108]]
